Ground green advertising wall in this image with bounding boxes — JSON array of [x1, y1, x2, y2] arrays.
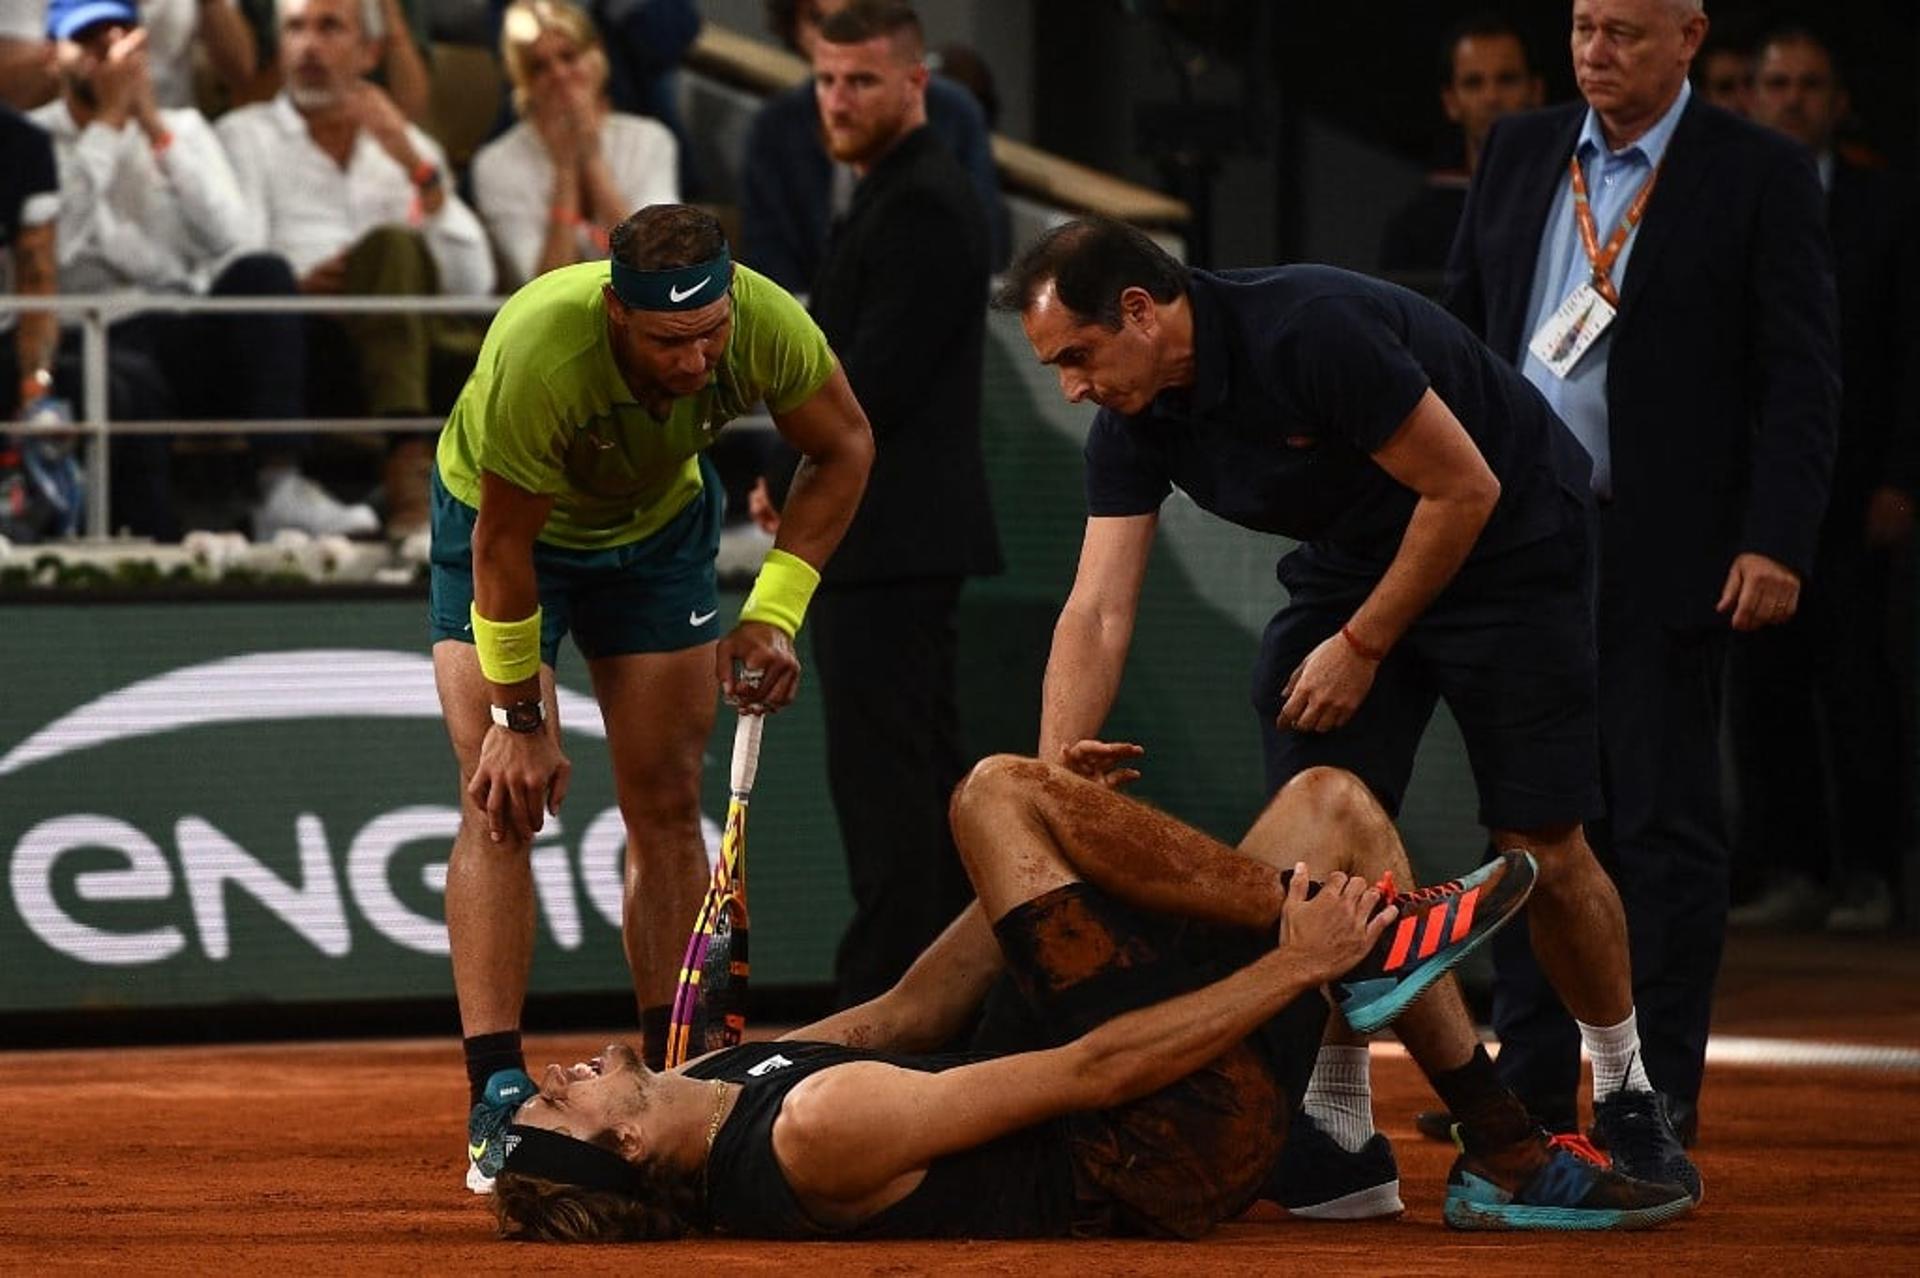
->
[[0, 314, 1489, 1016]]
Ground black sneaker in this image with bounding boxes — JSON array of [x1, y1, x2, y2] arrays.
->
[[1444, 1142, 1694, 1231], [1331, 852, 1537, 1034], [1591, 1089, 1703, 1204], [1263, 1109, 1404, 1220]]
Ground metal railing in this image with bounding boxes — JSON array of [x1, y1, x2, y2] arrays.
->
[[0, 292, 772, 540]]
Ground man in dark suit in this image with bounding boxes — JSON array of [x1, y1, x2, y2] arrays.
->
[[1445, 0, 1840, 1146], [1727, 25, 1917, 934], [740, 0, 1008, 292], [1379, 13, 1542, 283], [772, 0, 1002, 1006]]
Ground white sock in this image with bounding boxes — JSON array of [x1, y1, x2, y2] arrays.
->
[[1301, 1045, 1374, 1153], [1579, 1011, 1653, 1100]]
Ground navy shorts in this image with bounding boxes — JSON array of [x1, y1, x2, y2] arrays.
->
[[1253, 489, 1603, 832], [428, 456, 725, 670], [989, 884, 1326, 1238]]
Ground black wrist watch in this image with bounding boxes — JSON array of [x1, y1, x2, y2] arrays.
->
[[490, 699, 546, 734]]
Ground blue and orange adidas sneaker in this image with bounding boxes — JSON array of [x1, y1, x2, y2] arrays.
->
[[466, 1068, 536, 1194], [1330, 851, 1536, 1035], [1443, 1140, 1694, 1231]]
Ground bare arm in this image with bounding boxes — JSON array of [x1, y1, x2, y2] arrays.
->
[[376, 0, 432, 124], [465, 471, 572, 842], [1347, 387, 1500, 651], [1037, 514, 1155, 762], [1277, 388, 1499, 734], [470, 470, 554, 707], [772, 872, 1392, 1216], [196, 0, 258, 98], [12, 223, 57, 398], [0, 39, 56, 110], [765, 363, 875, 570], [782, 904, 1001, 1053]]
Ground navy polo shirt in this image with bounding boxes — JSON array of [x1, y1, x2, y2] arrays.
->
[[1085, 266, 1593, 570]]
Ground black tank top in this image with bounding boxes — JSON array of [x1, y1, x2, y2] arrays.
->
[[686, 1040, 1079, 1239]]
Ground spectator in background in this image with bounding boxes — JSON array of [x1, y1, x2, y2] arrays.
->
[[1692, 30, 1752, 116], [218, 0, 493, 540], [0, 102, 57, 419], [1, 0, 260, 112], [927, 40, 996, 128], [739, 0, 1006, 292], [1727, 25, 1917, 934], [764, 0, 1001, 1006], [1446, 0, 1839, 1148], [0, 0, 58, 107], [0, 102, 67, 539], [586, 0, 699, 195], [1380, 12, 1541, 282], [473, 0, 676, 289], [34, 0, 366, 539], [234, 0, 431, 122]]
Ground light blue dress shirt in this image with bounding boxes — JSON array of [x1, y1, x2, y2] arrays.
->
[[1520, 82, 1693, 498]]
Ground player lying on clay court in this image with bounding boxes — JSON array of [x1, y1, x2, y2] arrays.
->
[[490, 753, 1695, 1239]]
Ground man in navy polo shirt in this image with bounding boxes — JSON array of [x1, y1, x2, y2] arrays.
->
[[996, 217, 1699, 1205]]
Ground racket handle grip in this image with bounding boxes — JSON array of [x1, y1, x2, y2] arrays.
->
[[731, 711, 765, 794]]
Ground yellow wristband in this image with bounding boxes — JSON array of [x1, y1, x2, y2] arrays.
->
[[470, 603, 543, 684], [738, 548, 820, 638]]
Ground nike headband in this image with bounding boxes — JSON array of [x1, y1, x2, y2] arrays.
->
[[610, 250, 733, 312], [501, 1124, 648, 1195]]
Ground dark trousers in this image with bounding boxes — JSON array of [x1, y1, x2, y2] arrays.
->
[[1492, 554, 1731, 1114], [1725, 532, 1910, 893], [811, 576, 973, 1008], [105, 252, 307, 537]]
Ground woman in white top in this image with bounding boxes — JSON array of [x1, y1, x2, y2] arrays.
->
[[471, 0, 678, 288]]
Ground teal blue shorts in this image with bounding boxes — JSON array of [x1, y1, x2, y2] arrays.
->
[[428, 457, 725, 670]]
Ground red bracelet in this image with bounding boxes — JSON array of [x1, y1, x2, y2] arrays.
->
[[1340, 623, 1386, 662], [150, 130, 174, 155]]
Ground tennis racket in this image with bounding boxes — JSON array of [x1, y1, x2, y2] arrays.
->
[[665, 710, 763, 1068]]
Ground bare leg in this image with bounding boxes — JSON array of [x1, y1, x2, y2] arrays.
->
[[586, 645, 718, 1039], [1493, 822, 1633, 1027], [438, 640, 561, 1038], [1239, 767, 1476, 1072]]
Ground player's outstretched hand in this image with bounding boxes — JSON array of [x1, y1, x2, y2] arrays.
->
[[468, 726, 571, 844], [717, 621, 800, 714], [1277, 862, 1397, 986], [1059, 739, 1145, 789]]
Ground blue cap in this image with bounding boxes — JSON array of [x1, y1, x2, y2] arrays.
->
[[47, 0, 139, 40]]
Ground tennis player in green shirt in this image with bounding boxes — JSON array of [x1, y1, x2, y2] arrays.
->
[[428, 203, 873, 1191]]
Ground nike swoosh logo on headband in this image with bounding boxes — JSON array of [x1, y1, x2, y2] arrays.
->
[[669, 276, 711, 303]]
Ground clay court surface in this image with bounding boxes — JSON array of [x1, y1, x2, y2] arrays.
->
[[4, 932, 1917, 1274]]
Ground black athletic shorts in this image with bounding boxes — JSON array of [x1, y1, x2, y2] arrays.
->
[[1253, 487, 1603, 831], [987, 884, 1327, 1239]]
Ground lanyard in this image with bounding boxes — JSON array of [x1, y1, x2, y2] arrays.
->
[[1569, 155, 1661, 307]]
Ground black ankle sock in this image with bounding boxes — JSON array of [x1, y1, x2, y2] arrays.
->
[[1426, 1045, 1537, 1156], [463, 1030, 524, 1106], [640, 1004, 672, 1071]]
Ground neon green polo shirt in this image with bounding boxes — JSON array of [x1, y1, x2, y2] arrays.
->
[[436, 261, 836, 549]]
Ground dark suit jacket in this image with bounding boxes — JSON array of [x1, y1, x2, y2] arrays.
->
[[739, 77, 1009, 294], [1446, 97, 1841, 629], [800, 125, 1002, 587], [1826, 161, 1920, 535]]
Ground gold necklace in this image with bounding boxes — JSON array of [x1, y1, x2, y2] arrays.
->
[[705, 1079, 730, 1157]]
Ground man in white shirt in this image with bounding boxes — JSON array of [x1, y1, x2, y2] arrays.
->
[[36, 0, 374, 539], [216, 0, 494, 538]]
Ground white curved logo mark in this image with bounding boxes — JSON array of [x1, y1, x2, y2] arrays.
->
[[668, 276, 711, 304], [0, 649, 607, 778]]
